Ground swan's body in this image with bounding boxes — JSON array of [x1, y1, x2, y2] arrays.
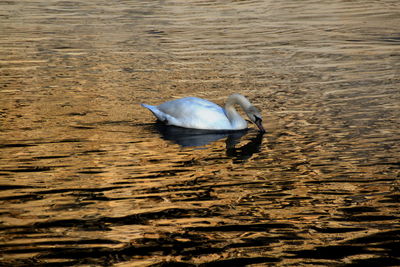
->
[[141, 94, 265, 132]]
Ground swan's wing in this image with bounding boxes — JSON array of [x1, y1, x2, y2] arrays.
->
[[157, 97, 232, 130], [158, 97, 221, 117]]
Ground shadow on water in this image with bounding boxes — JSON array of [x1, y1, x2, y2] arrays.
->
[[226, 132, 264, 162], [149, 123, 248, 147], [149, 123, 265, 161]]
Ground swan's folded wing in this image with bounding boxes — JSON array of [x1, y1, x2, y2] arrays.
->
[[157, 97, 232, 130]]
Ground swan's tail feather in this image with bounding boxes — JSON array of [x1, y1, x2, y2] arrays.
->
[[141, 103, 168, 123], [141, 103, 154, 110]]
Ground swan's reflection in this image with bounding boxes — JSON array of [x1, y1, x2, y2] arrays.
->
[[226, 132, 264, 161], [151, 123, 264, 160], [152, 123, 247, 147]]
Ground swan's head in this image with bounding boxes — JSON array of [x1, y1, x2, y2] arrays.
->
[[246, 106, 265, 133]]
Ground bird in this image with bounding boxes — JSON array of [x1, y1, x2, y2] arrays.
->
[[141, 93, 265, 132]]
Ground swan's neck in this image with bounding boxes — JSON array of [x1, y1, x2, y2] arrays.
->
[[224, 94, 250, 129]]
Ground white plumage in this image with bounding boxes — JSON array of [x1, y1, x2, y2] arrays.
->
[[141, 94, 265, 132]]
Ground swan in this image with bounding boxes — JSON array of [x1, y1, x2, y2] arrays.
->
[[141, 93, 265, 132]]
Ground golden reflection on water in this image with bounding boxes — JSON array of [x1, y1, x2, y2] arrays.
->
[[1, 0, 400, 266]]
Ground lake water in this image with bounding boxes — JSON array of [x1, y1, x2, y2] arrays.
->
[[1, 0, 399, 266]]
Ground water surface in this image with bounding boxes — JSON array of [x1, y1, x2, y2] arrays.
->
[[1, 0, 399, 266]]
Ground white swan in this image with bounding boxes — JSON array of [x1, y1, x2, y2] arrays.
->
[[141, 93, 265, 132]]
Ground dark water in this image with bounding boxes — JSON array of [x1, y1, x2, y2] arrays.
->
[[1, 0, 399, 266]]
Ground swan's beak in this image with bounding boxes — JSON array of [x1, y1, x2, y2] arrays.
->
[[254, 117, 265, 133]]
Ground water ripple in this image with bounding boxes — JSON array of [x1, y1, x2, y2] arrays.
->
[[1, 0, 399, 266]]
